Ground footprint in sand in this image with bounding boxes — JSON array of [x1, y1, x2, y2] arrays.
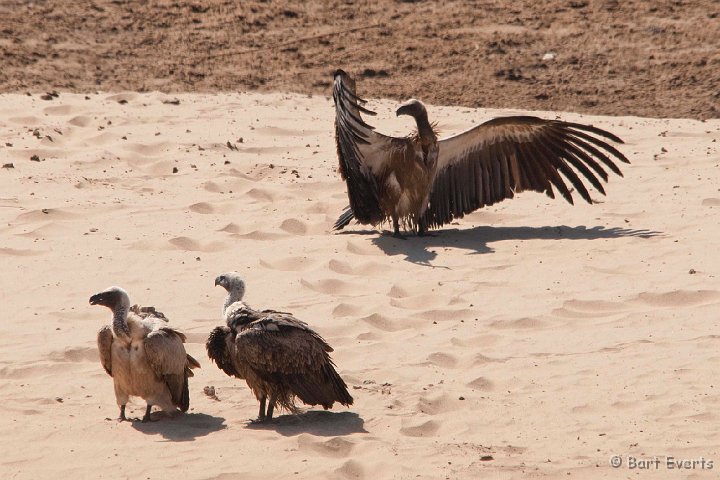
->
[[701, 198, 720, 207], [360, 313, 408, 332], [297, 435, 355, 458], [332, 302, 362, 317], [399, 419, 439, 437], [633, 290, 720, 307], [552, 299, 626, 319], [68, 115, 92, 127], [300, 278, 358, 296], [280, 218, 308, 235], [259, 256, 317, 272], [466, 376, 494, 391], [47, 346, 98, 363], [334, 460, 365, 480], [427, 352, 459, 368], [42, 105, 74, 116]]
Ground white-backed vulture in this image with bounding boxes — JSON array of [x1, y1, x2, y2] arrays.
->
[[332, 69, 631, 237], [89, 286, 200, 422], [206, 272, 353, 422]]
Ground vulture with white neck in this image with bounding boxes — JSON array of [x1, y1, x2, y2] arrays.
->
[[89, 286, 200, 422], [206, 272, 353, 422], [332, 69, 630, 237]]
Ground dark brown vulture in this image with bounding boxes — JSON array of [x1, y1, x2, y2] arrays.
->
[[89, 286, 200, 422], [332, 69, 630, 237], [207, 272, 354, 422]]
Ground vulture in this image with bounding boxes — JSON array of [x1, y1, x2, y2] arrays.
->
[[332, 69, 630, 237], [89, 286, 200, 422], [206, 272, 353, 422]]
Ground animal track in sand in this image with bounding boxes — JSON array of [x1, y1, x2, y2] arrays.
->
[[328, 259, 385, 276], [360, 313, 407, 332], [334, 460, 365, 480], [123, 141, 171, 157], [702, 198, 720, 207], [399, 419, 439, 437], [279, 218, 308, 235], [0, 247, 45, 256], [15, 208, 81, 222], [633, 290, 720, 307], [188, 202, 236, 215], [488, 317, 547, 329], [297, 435, 355, 458], [332, 303, 361, 317], [68, 115, 92, 127], [167, 236, 229, 252], [467, 376, 494, 391], [427, 352, 459, 368], [8, 116, 41, 125], [345, 240, 382, 256], [417, 393, 458, 415], [42, 105, 74, 116], [47, 346, 98, 363], [553, 299, 627, 318], [259, 256, 318, 272], [300, 278, 358, 296]]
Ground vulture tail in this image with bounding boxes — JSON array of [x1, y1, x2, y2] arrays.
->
[[288, 363, 354, 409], [324, 362, 354, 407], [180, 374, 190, 412], [333, 206, 355, 231]]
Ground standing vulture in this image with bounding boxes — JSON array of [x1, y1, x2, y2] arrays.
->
[[89, 286, 200, 422], [332, 69, 630, 237], [206, 272, 353, 422]]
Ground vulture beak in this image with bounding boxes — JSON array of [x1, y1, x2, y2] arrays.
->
[[89, 292, 104, 306], [214, 276, 222, 287], [396, 104, 410, 117]]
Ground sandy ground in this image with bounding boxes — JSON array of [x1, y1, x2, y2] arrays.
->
[[0, 90, 719, 479], [0, 0, 718, 120]]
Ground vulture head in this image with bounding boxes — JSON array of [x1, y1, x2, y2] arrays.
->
[[215, 272, 246, 299], [396, 99, 428, 120], [89, 286, 131, 312]]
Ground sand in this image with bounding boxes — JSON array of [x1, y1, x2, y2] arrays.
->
[[1, 91, 719, 479]]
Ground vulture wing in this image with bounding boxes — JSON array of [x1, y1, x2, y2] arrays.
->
[[234, 314, 332, 375], [97, 325, 114, 376], [144, 326, 190, 409], [424, 116, 630, 229], [333, 69, 410, 227], [235, 314, 353, 408]]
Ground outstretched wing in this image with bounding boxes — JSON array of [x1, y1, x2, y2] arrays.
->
[[97, 325, 114, 376], [424, 116, 630, 228], [334, 69, 408, 226]]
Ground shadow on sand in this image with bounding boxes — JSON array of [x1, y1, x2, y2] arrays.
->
[[130, 412, 227, 441], [246, 410, 366, 437], [349, 224, 662, 265]]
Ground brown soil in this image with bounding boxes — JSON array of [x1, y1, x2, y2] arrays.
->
[[1, 0, 718, 119]]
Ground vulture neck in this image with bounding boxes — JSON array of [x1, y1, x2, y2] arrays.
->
[[112, 305, 131, 339], [412, 111, 437, 146], [223, 290, 243, 315]]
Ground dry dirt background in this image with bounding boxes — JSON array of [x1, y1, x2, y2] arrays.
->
[[0, 0, 718, 119]]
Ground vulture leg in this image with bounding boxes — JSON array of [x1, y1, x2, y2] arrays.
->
[[141, 404, 153, 423], [257, 395, 267, 421], [266, 394, 277, 421], [392, 217, 406, 239], [417, 217, 436, 237], [118, 404, 127, 422]]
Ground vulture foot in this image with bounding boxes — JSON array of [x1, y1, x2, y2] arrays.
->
[[141, 405, 154, 423], [117, 405, 128, 422]]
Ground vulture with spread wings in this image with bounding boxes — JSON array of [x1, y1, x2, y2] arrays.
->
[[332, 69, 630, 237]]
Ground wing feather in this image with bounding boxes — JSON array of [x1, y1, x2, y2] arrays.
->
[[425, 116, 628, 228], [97, 325, 113, 376]]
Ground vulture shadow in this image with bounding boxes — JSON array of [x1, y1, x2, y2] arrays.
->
[[246, 410, 366, 437], [369, 224, 662, 265], [130, 412, 227, 441]]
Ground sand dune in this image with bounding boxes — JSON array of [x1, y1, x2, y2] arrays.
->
[[1, 91, 719, 479]]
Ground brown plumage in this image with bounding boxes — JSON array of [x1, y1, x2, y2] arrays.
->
[[332, 69, 630, 237], [90, 286, 200, 422], [207, 272, 353, 422]]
